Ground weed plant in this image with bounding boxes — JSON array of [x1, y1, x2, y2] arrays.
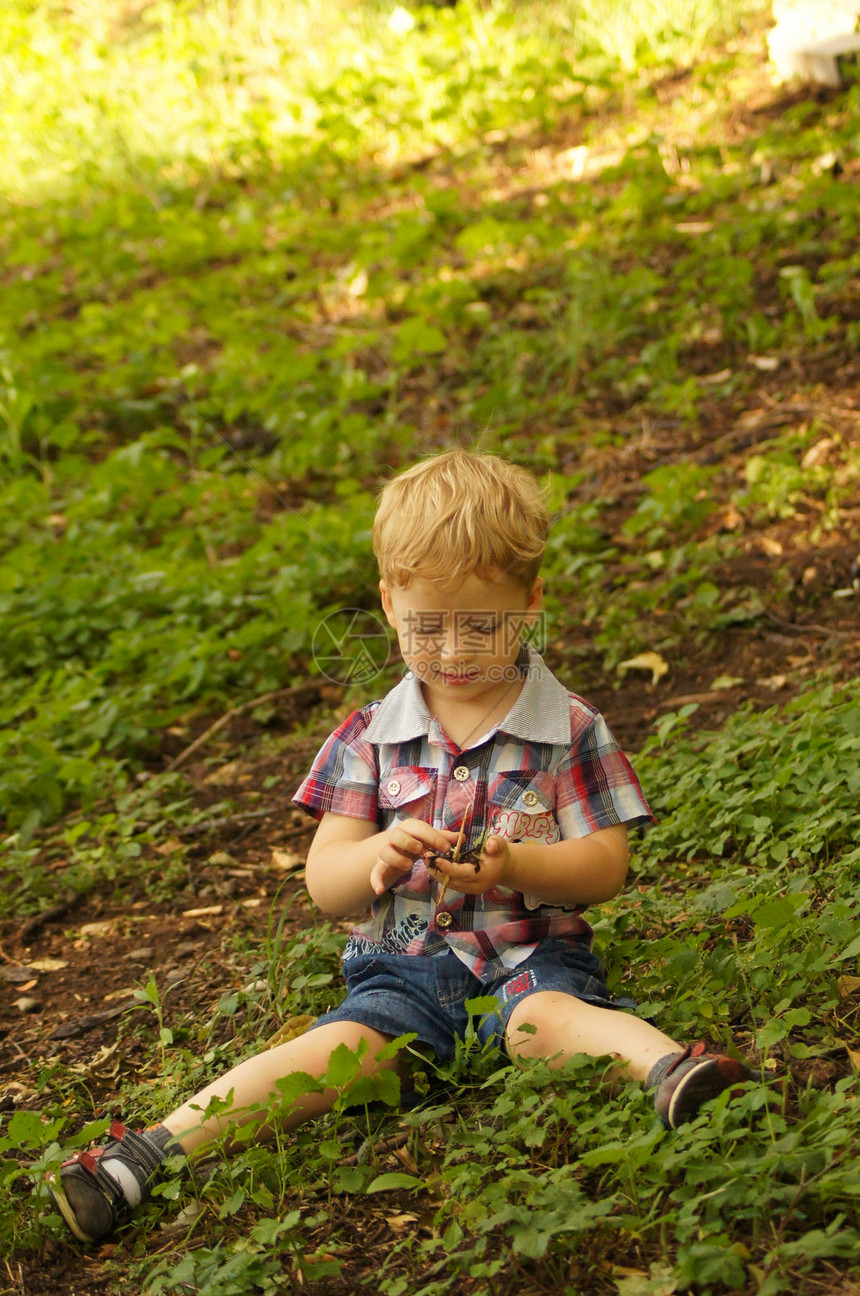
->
[[6, 679, 858, 1291], [1, 0, 860, 1291], [4, 0, 859, 841]]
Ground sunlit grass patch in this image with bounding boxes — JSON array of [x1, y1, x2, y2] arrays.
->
[[1, 0, 766, 205], [3, 21, 859, 839], [2, 5, 860, 1295]]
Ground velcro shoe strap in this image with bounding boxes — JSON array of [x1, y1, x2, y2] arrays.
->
[[664, 1045, 693, 1077], [665, 1042, 710, 1077], [89, 1155, 132, 1217], [108, 1126, 166, 1180]]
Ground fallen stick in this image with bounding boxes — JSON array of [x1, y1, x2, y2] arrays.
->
[[20, 891, 82, 945], [177, 816, 313, 841], [341, 1131, 410, 1166], [167, 682, 325, 772], [49, 1001, 134, 1040]]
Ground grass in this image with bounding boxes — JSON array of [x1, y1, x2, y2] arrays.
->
[[1, 0, 860, 1291], [3, 0, 858, 836], [2, 0, 760, 203]]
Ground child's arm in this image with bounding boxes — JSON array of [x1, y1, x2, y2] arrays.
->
[[427, 825, 629, 907], [305, 813, 454, 916]]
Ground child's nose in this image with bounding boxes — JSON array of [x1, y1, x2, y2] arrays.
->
[[440, 630, 468, 660]]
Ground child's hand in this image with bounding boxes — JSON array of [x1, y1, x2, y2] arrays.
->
[[426, 834, 515, 895], [369, 818, 452, 896]]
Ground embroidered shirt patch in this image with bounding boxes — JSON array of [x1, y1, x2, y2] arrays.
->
[[500, 969, 538, 1002]]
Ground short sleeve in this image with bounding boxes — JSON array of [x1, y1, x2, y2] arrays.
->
[[554, 711, 655, 838], [292, 707, 380, 824]]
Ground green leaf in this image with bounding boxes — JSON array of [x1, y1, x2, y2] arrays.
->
[[275, 1071, 322, 1103], [366, 1172, 422, 1193], [836, 933, 860, 962], [251, 1212, 301, 1245], [752, 898, 800, 929], [7, 1111, 49, 1146], [579, 1142, 629, 1168], [392, 317, 447, 362], [324, 1043, 360, 1089], [375, 1032, 418, 1061], [249, 1184, 275, 1210], [464, 995, 501, 1018], [68, 1118, 110, 1146], [756, 1019, 787, 1050], [334, 1164, 370, 1192], [218, 1187, 245, 1218], [340, 1070, 401, 1109]]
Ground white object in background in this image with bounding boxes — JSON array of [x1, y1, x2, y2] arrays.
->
[[768, 0, 860, 85]]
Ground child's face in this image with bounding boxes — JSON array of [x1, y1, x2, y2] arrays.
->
[[379, 570, 542, 713]]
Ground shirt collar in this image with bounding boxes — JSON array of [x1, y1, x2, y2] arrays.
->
[[497, 645, 572, 744], [364, 670, 442, 746], [364, 645, 571, 748]]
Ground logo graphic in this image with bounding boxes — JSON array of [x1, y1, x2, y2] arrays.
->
[[400, 609, 548, 656], [312, 608, 392, 686]]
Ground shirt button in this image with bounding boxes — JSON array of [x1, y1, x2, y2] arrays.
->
[[522, 790, 540, 807], [452, 765, 470, 782], [435, 911, 453, 930], [386, 779, 401, 796]]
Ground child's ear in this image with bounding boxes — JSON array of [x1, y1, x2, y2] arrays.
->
[[525, 578, 543, 621], [379, 579, 397, 629]]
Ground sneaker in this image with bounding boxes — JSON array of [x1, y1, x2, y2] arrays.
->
[[46, 1120, 175, 1243], [653, 1044, 750, 1129]]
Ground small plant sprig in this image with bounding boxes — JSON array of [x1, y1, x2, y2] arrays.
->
[[427, 789, 494, 909], [133, 975, 174, 1075]]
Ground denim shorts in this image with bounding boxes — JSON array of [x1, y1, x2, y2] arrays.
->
[[310, 940, 628, 1061]]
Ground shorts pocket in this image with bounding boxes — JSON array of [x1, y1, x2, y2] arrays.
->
[[343, 955, 388, 989]]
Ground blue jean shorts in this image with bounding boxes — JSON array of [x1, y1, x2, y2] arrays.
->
[[311, 940, 627, 1061]]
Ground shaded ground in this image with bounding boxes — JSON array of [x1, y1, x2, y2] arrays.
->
[[2, 20, 860, 1288], [2, 355, 858, 1294]]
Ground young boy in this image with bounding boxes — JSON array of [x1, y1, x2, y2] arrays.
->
[[48, 449, 748, 1244]]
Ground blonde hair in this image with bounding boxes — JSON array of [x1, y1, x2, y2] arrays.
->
[[373, 450, 548, 589]]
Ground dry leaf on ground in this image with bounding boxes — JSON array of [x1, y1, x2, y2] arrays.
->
[[617, 652, 670, 685]]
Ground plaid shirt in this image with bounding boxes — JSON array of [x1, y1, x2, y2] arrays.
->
[[293, 647, 654, 981]]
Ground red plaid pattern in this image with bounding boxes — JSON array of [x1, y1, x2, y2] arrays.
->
[[294, 648, 654, 980]]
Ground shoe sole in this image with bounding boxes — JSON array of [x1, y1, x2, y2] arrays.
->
[[45, 1171, 97, 1244], [666, 1059, 746, 1129]]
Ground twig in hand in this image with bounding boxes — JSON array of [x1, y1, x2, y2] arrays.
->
[[451, 815, 468, 863], [436, 783, 478, 910]]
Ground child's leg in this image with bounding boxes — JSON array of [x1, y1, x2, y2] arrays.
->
[[505, 990, 677, 1081], [165, 1019, 398, 1153], [505, 991, 748, 1126], [49, 1019, 396, 1242]]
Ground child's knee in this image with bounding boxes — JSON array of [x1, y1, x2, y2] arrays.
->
[[504, 990, 574, 1059]]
